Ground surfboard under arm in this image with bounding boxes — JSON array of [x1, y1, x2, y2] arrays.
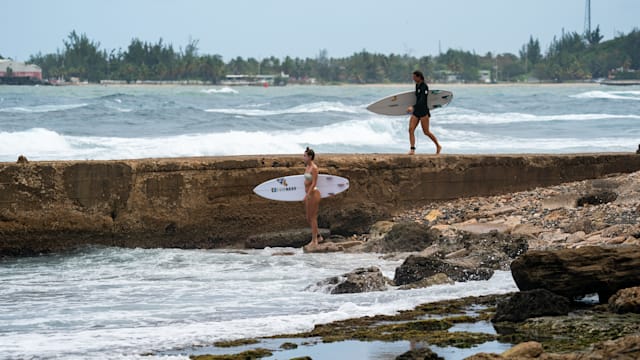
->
[[366, 90, 453, 116]]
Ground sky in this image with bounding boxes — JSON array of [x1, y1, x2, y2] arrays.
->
[[2, 0, 639, 62]]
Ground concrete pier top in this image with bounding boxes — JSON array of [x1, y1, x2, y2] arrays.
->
[[1, 153, 639, 256]]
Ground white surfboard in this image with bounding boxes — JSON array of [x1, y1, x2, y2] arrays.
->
[[253, 174, 349, 202], [366, 89, 453, 116]]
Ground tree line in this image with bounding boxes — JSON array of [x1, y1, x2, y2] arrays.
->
[[22, 28, 640, 84]]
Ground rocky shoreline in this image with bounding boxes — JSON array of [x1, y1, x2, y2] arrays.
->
[[2, 156, 639, 358], [193, 170, 640, 359]]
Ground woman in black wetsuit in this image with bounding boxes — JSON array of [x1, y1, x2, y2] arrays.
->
[[406, 70, 442, 155]]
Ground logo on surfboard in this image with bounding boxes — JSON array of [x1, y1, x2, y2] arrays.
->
[[271, 178, 296, 193]]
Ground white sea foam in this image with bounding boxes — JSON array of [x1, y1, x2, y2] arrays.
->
[[105, 103, 133, 112], [0, 103, 89, 113], [201, 87, 239, 94], [0, 247, 517, 359], [205, 101, 361, 116], [0, 114, 635, 162], [439, 128, 638, 153], [437, 107, 640, 125], [570, 90, 640, 101]]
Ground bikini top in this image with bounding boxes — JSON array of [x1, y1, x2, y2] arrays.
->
[[304, 172, 313, 181]]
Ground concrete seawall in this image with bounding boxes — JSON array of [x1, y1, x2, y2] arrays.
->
[[1, 153, 639, 256]]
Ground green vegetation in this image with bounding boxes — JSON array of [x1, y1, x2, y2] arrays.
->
[[23, 27, 640, 83], [213, 339, 260, 348], [178, 294, 640, 359], [190, 348, 273, 360]]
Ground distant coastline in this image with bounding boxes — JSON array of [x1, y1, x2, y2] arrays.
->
[[42, 80, 605, 87]]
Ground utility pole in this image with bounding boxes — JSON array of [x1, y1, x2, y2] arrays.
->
[[584, 0, 591, 34]]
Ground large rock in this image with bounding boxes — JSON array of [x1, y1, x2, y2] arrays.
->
[[510, 246, 640, 302], [319, 202, 390, 236], [395, 347, 443, 360], [394, 255, 494, 286], [465, 335, 640, 360], [608, 286, 640, 314], [459, 230, 529, 270], [576, 190, 618, 206], [311, 266, 389, 294], [492, 289, 571, 323], [377, 222, 441, 253], [245, 228, 330, 249], [500, 341, 544, 359]]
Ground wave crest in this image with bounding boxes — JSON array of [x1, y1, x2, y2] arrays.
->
[[570, 90, 640, 101], [205, 101, 361, 116], [0, 103, 89, 113]]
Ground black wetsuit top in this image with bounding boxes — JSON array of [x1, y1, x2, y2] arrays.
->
[[413, 81, 430, 118]]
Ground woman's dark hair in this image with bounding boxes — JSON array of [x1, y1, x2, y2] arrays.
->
[[413, 70, 425, 81], [305, 147, 315, 160]]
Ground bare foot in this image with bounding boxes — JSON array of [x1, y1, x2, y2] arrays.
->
[[407, 149, 415, 155], [316, 236, 324, 244], [436, 145, 442, 155]]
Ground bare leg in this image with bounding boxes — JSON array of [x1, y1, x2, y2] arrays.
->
[[304, 197, 311, 224], [307, 190, 321, 246], [408, 115, 419, 154], [420, 116, 442, 154]]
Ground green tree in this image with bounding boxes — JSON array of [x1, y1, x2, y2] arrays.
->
[[520, 36, 542, 72], [62, 30, 108, 81], [586, 25, 604, 46]]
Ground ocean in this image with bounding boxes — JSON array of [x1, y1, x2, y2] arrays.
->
[[0, 83, 638, 161], [0, 246, 517, 359], [0, 83, 638, 359]]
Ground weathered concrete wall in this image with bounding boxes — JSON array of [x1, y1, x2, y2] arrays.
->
[[1, 153, 639, 256]]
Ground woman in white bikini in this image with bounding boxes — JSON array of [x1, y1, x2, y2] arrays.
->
[[303, 147, 322, 247]]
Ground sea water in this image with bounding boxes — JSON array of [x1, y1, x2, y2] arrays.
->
[[0, 84, 638, 161], [0, 246, 517, 359]]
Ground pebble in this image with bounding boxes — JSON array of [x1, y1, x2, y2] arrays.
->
[[392, 171, 640, 250]]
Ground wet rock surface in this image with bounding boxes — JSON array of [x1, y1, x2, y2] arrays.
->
[[492, 289, 571, 323], [309, 266, 389, 294], [510, 245, 640, 302], [394, 255, 494, 286], [608, 286, 640, 314], [245, 228, 331, 249]]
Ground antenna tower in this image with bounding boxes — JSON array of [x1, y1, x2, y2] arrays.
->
[[584, 0, 591, 34]]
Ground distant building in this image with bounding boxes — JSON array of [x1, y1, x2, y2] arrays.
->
[[436, 70, 460, 83], [0, 60, 43, 81], [221, 72, 290, 86], [479, 70, 491, 83]]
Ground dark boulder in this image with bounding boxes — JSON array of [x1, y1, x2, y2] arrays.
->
[[379, 222, 441, 253], [576, 191, 617, 206], [394, 255, 494, 286], [510, 245, 640, 303], [492, 289, 571, 323], [311, 266, 389, 294], [319, 202, 390, 236], [395, 347, 443, 360]]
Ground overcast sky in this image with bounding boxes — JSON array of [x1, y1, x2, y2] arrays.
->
[[3, 0, 639, 61]]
